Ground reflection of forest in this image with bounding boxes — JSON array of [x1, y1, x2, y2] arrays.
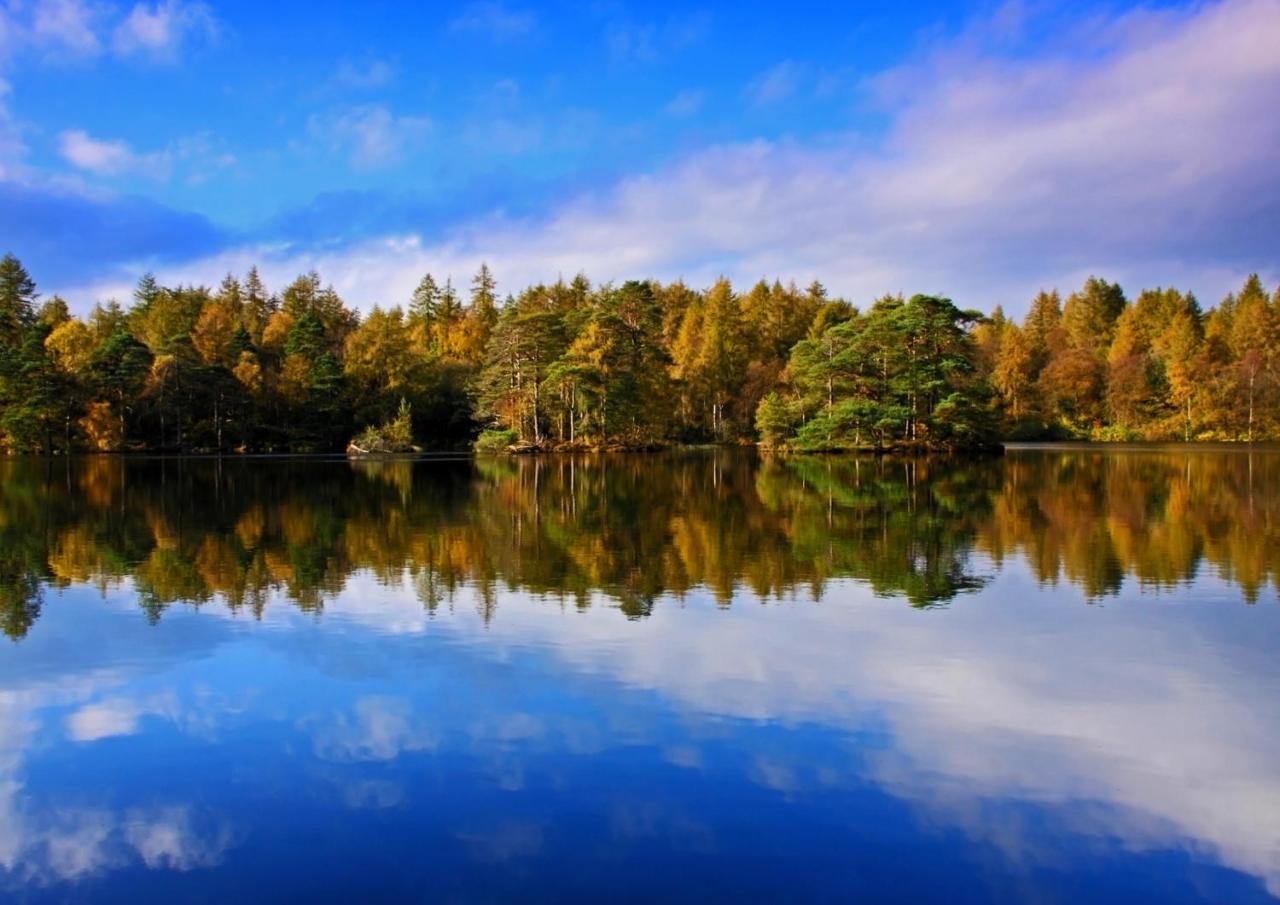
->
[[2, 450, 1277, 639]]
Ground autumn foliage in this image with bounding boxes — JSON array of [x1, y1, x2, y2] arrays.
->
[[0, 252, 1277, 453]]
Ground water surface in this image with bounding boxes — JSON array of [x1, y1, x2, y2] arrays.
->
[[1, 449, 1278, 903]]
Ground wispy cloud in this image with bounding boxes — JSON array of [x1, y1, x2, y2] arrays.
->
[[112, 0, 219, 61], [31, 0, 104, 58], [0, 79, 25, 178], [58, 127, 234, 181], [664, 89, 705, 118], [605, 10, 710, 63], [59, 129, 143, 175], [448, 2, 536, 43], [331, 57, 396, 91], [306, 104, 431, 169], [746, 61, 804, 106], [0, 0, 219, 64], [0, 7, 20, 63]]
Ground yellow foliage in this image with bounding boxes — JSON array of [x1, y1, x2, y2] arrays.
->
[[192, 301, 237, 365], [232, 351, 264, 396], [79, 402, 123, 451], [261, 310, 294, 351], [45, 320, 95, 374]]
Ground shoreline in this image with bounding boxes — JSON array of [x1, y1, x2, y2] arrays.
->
[[9, 439, 1280, 460]]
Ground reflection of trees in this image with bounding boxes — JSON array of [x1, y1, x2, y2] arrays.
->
[[0, 558, 42, 640], [983, 451, 1280, 601], [755, 455, 996, 605], [1, 449, 1277, 638]]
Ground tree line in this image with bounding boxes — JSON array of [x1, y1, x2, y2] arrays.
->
[[0, 252, 1276, 453]]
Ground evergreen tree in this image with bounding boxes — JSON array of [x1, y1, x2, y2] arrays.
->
[[241, 266, 274, 344], [409, 273, 440, 324], [87, 329, 151, 445], [0, 253, 37, 347]]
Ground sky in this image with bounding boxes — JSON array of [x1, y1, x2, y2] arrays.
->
[[0, 0, 1277, 315]]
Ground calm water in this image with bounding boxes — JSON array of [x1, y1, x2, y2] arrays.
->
[[1, 448, 1278, 904]]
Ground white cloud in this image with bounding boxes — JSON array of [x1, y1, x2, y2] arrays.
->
[[0, 673, 236, 883], [309, 695, 437, 762], [57, 127, 233, 181], [0, 802, 233, 882], [112, 0, 218, 60], [123, 807, 231, 870], [57, 0, 1280, 315], [306, 104, 431, 169], [58, 129, 141, 175], [64, 693, 177, 741], [30, 0, 103, 58], [0, 0, 218, 64], [448, 2, 535, 43], [65, 698, 144, 740], [0, 2, 222, 190]]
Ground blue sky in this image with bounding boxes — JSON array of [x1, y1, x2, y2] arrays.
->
[[0, 0, 1277, 313]]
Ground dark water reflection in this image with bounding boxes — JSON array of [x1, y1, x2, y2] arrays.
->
[[0, 449, 1277, 903]]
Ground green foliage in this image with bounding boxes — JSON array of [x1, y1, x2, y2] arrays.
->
[[0, 254, 1276, 454], [772, 294, 997, 450], [475, 427, 519, 452], [0, 253, 37, 344], [755, 392, 796, 447], [352, 398, 416, 453]]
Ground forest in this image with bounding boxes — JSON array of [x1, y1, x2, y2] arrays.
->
[[0, 252, 1277, 453]]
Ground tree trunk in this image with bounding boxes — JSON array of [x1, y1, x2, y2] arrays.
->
[[532, 377, 541, 444], [1248, 373, 1255, 442]]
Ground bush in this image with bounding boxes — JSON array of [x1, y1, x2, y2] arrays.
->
[[474, 427, 519, 453], [755, 392, 797, 447], [349, 398, 416, 453], [1093, 423, 1141, 443]]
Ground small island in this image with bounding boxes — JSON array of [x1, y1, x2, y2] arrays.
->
[[346, 399, 418, 457]]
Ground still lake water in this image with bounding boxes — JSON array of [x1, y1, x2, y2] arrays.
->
[[0, 448, 1278, 903]]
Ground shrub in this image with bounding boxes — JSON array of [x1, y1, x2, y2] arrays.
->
[[349, 398, 416, 453], [474, 427, 519, 453]]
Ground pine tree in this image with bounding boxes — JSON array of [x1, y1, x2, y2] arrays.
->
[[0, 253, 37, 348], [133, 272, 161, 311], [0, 255, 46, 450], [459, 264, 499, 362], [409, 273, 440, 324], [241, 266, 274, 344]]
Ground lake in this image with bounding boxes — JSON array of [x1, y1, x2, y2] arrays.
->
[[1, 448, 1278, 903]]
